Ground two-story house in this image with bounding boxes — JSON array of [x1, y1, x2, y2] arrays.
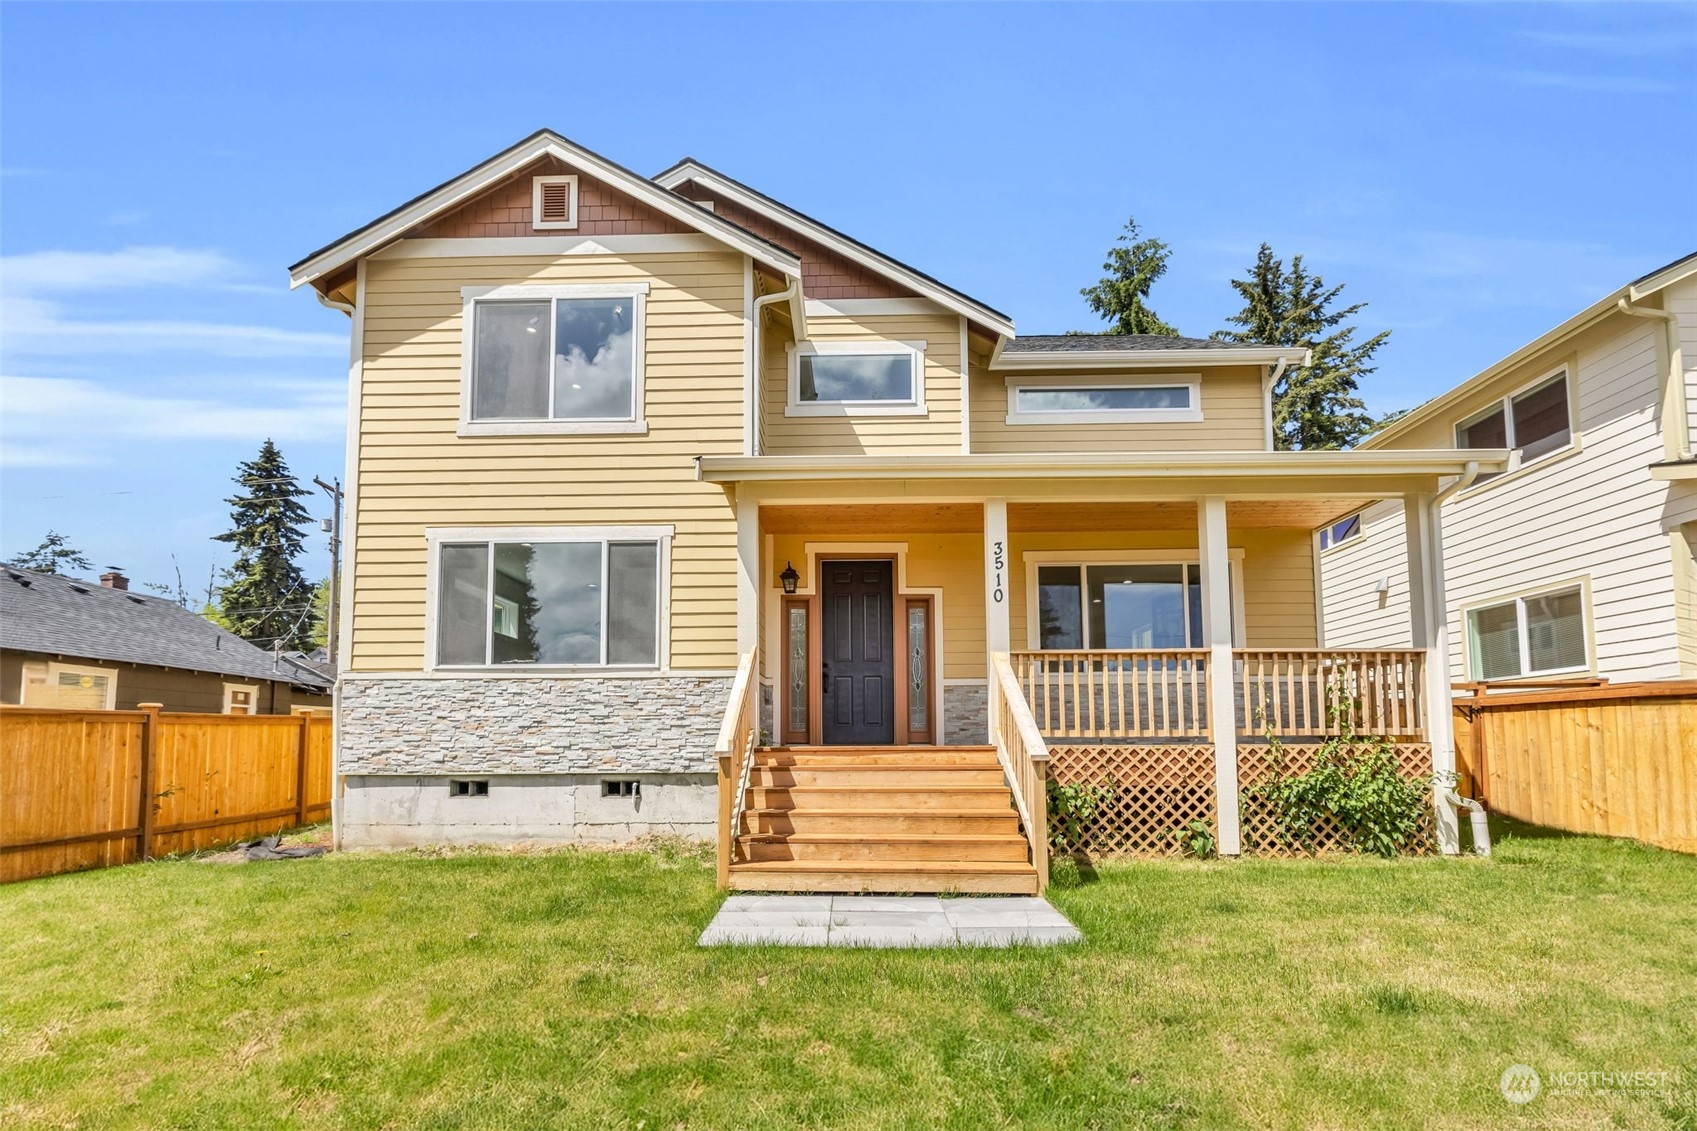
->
[[1318, 253, 1697, 691], [292, 130, 1503, 892]]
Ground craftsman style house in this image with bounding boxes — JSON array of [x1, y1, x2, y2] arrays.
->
[[293, 130, 1503, 891], [1318, 254, 1697, 689]]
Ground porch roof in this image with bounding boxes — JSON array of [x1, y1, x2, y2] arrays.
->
[[697, 450, 1508, 495]]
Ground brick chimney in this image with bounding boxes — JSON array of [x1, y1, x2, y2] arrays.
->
[[99, 570, 129, 591]]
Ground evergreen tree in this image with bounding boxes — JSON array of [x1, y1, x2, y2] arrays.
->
[[6, 531, 93, 575], [1079, 217, 1180, 337], [213, 440, 317, 650], [1215, 244, 1390, 450]]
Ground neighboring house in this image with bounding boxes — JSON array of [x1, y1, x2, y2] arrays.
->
[[292, 129, 1502, 886], [1319, 253, 1697, 687], [0, 568, 334, 713]]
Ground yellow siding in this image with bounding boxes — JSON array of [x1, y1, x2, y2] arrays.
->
[[351, 251, 747, 672], [970, 363, 1268, 453], [761, 312, 964, 455], [766, 532, 985, 681]]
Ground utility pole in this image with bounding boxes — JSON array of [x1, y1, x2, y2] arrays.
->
[[313, 476, 344, 669]]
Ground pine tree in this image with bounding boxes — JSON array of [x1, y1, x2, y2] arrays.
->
[[5, 531, 94, 575], [213, 440, 317, 650], [1079, 217, 1180, 337], [1215, 244, 1390, 450]]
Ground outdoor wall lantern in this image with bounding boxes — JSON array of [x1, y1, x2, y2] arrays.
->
[[779, 562, 800, 594]]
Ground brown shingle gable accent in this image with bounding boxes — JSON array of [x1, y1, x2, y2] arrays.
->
[[704, 193, 915, 301], [412, 156, 693, 240]]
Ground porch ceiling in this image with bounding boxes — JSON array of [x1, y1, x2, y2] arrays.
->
[[760, 498, 1362, 536]]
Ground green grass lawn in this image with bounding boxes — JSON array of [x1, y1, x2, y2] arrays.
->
[[2, 824, 1692, 1130]]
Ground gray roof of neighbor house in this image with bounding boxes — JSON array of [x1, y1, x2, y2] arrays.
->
[[0, 568, 333, 691], [1003, 334, 1241, 353]]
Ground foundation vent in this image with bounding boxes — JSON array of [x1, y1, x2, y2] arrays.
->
[[449, 779, 490, 798], [602, 780, 641, 799]]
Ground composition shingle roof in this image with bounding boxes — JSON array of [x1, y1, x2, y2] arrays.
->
[[0, 568, 332, 690], [1003, 334, 1243, 353]]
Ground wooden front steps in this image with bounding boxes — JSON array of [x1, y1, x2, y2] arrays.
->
[[727, 745, 1039, 895]]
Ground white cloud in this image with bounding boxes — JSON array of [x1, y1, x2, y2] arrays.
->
[[1, 246, 240, 292], [1499, 70, 1676, 95], [1519, 27, 1697, 56], [0, 374, 346, 468]]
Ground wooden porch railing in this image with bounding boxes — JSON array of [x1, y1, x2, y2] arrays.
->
[[990, 653, 1050, 893], [1235, 649, 1427, 739], [1009, 650, 1210, 741], [714, 649, 759, 888]]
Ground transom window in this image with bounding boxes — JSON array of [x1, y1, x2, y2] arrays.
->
[[461, 284, 647, 433], [1457, 369, 1572, 478], [1037, 563, 1220, 649], [434, 529, 666, 668], [1318, 512, 1362, 551], [1007, 378, 1200, 425], [787, 341, 926, 416], [1466, 584, 1588, 680]]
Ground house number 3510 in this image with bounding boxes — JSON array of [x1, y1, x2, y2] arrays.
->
[[991, 540, 1006, 603]]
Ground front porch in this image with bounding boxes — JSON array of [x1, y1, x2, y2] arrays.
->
[[702, 455, 1477, 891]]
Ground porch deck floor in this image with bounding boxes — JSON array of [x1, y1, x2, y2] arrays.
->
[[698, 894, 1083, 948]]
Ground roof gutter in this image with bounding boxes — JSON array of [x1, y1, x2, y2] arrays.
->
[[1434, 459, 1481, 507], [1616, 296, 1691, 462]]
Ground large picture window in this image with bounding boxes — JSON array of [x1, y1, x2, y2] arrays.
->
[[1465, 584, 1588, 680], [787, 340, 926, 416], [461, 284, 647, 433], [1036, 563, 1215, 649], [433, 529, 666, 668], [1457, 369, 1572, 479]]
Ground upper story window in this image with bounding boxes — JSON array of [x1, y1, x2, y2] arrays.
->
[[1456, 368, 1572, 479], [432, 526, 670, 669], [459, 284, 648, 436], [1318, 512, 1362, 552], [1465, 583, 1588, 681], [1005, 375, 1202, 426], [786, 340, 926, 417]]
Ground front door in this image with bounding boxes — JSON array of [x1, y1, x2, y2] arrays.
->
[[820, 560, 895, 745]]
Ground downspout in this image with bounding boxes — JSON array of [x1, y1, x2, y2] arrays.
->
[[1446, 790, 1492, 856], [1616, 296, 1691, 462], [1263, 355, 1291, 451], [316, 289, 356, 317], [751, 275, 802, 458], [1431, 458, 1485, 850]]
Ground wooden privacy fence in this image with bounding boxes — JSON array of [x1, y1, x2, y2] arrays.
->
[[1, 705, 333, 883], [1453, 681, 1696, 854]]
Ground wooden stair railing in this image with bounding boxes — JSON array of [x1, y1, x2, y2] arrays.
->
[[990, 652, 1051, 893], [715, 649, 759, 888]]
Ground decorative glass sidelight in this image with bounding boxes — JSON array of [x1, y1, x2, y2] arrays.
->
[[908, 602, 929, 734], [787, 604, 808, 736]]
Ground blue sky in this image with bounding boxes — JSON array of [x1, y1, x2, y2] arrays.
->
[[3, 2, 1694, 597]]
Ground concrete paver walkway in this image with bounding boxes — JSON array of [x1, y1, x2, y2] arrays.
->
[[698, 894, 1082, 948]]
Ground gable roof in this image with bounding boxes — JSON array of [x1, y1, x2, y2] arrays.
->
[[289, 130, 802, 290], [0, 569, 333, 690], [654, 157, 1016, 338], [1365, 250, 1697, 449]]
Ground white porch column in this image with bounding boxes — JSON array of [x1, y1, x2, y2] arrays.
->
[[1404, 492, 1460, 854], [1198, 496, 1241, 856], [735, 491, 759, 657], [983, 499, 1011, 731]]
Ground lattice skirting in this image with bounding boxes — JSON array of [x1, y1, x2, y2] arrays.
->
[[1237, 742, 1436, 857], [1046, 743, 1217, 859]]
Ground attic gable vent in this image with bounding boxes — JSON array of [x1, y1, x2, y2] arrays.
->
[[532, 174, 579, 231]]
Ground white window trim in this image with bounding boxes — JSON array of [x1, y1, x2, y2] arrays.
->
[[424, 524, 674, 673], [531, 174, 579, 231], [1004, 373, 1203, 426], [1317, 510, 1365, 555], [458, 283, 649, 437], [1461, 576, 1595, 682], [222, 682, 260, 714], [37, 661, 119, 710], [785, 339, 928, 417], [1021, 548, 1247, 648], [1455, 364, 1575, 483]]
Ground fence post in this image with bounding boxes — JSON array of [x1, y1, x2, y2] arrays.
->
[[295, 713, 311, 828], [137, 703, 162, 861]]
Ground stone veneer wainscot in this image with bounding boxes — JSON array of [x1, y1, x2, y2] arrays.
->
[[338, 674, 733, 775]]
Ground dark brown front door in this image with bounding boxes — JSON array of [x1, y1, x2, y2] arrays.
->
[[821, 560, 895, 745]]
